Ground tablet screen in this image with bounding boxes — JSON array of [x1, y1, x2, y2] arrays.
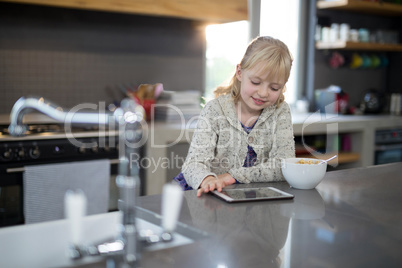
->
[[211, 187, 294, 203]]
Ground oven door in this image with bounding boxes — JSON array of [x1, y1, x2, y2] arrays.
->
[[0, 171, 23, 227], [0, 160, 119, 228], [375, 144, 402, 165]]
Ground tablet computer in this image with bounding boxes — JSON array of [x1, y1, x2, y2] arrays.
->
[[210, 187, 294, 203]]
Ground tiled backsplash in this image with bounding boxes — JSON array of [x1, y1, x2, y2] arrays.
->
[[0, 3, 205, 114], [0, 49, 203, 113]]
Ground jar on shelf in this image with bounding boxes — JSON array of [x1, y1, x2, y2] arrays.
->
[[330, 23, 340, 42], [339, 23, 350, 41], [358, 28, 370, 42]]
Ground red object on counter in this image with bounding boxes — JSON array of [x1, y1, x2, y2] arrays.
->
[[132, 94, 154, 121], [336, 91, 349, 114], [142, 99, 155, 121]]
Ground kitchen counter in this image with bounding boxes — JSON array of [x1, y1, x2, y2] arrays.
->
[[1, 163, 401, 267], [2, 112, 401, 141], [138, 162, 402, 268], [2, 112, 402, 132], [1, 112, 402, 137], [0, 112, 119, 141], [291, 112, 402, 134]]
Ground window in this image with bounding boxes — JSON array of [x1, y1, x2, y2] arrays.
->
[[260, 0, 300, 104], [205, 0, 301, 105], [205, 21, 249, 100]]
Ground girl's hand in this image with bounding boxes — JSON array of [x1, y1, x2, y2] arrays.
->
[[197, 173, 236, 197]]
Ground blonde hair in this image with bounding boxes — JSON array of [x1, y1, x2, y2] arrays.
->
[[214, 36, 293, 106]]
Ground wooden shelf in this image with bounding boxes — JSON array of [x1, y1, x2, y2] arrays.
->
[[317, 0, 402, 16], [0, 0, 248, 23], [316, 41, 402, 51], [296, 152, 360, 165]]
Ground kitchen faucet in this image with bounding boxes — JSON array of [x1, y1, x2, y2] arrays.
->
[[8, 96, 183, 267]]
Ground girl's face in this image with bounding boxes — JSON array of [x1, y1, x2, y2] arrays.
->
[[236, 63, 284, 115]]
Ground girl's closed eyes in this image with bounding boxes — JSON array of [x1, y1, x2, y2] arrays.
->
[[249, 75, 283, 91]]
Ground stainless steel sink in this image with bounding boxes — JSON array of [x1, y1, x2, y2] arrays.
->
[[136, 206, 208, 252], [0, 208, 208, 268]]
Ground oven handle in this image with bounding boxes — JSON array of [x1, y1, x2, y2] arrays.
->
[[375, 144, 402, 151], [6, 159, 120, 173]]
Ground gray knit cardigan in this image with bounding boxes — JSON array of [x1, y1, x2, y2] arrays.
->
[[182, 94, 295, 189]]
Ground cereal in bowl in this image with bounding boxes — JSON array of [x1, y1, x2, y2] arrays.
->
[[296, 159, 319, 165]]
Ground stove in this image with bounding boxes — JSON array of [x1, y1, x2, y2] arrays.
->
[[1, 123, 99, 136], [1, 96, 146, 227], [0, 123, 119, 168]]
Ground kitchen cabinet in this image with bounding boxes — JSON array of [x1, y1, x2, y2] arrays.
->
[[292, 114, 366, 170], [316, 40, 402, 51], [295, 145, 361, 166], [305, 0, 402, 111], [316, 0, 402, 51], [0, 0, 248, 22], [317, 0, 402, 16]]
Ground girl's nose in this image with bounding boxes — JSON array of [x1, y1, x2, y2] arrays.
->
[[258, 87, 269, 98]]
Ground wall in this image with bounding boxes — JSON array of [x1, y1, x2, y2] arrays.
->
[[0, 2, 206, 114]]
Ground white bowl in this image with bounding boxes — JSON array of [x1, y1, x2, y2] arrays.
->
[[281, 158, 327, 190]]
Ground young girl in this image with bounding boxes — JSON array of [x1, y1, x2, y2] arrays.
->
[[173, 36, 295, 197]]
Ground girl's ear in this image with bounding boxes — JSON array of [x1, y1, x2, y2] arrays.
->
[[275, 91, 285, 106], [235, 64, 242, 81]]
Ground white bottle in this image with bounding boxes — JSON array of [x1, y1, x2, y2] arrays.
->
[[340, 23, 350, 41], [330, 23, 340, 42]]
